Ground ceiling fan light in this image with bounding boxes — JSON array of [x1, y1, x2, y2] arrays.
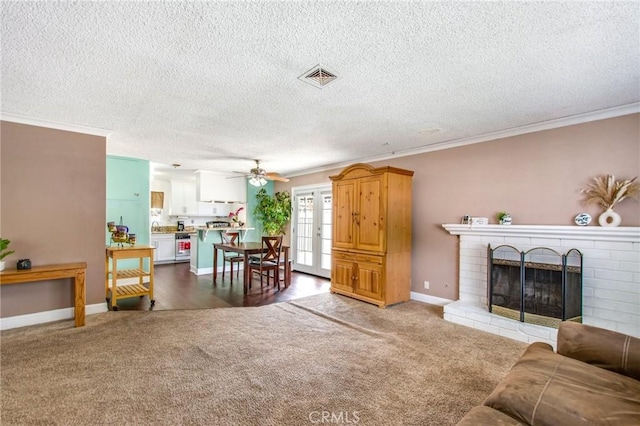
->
[[249, 176, 267, 187]]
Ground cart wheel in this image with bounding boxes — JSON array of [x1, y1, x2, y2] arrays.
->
[[112, 306, 119, 311], [150, 300, 156, 307]]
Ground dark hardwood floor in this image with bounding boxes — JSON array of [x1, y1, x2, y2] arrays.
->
[[112, 262, 331, 311]]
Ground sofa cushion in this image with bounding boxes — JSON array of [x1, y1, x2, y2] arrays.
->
[[483, 342, 640, 425], [557, 321, 640, 381], [456, 406, 526, 425]]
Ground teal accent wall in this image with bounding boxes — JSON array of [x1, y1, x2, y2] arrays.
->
[[245, 181, 274, 241], [196, 230, 218, 268], [106, 155, 150, 269]]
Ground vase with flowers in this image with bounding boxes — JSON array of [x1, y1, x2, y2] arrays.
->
[[228, 207, 244, 228], [581, 174, 639, 227]]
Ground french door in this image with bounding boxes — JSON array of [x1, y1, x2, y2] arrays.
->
[[291, 185, 332, 278]]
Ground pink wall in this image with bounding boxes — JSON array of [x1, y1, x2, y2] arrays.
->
[[277, 113, 640, 300], [1, 122, 106, 317]]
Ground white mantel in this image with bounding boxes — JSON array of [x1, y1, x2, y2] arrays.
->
[[442, 224, 640, 242], [442, 224, 640, 346]]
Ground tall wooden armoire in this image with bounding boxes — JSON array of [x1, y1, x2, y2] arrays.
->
[[329, 163, 414, 307]]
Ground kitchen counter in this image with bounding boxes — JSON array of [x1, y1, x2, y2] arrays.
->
[[151, 225, 197, 234], [195, 227, 253, 241], [190, 227, 256, 275], [151, 231, 197, 235]]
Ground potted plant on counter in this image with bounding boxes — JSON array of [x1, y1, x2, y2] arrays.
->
[[0, 238, 15, 271], [254, 189, 292, 236], [228, 207, 245, 227]]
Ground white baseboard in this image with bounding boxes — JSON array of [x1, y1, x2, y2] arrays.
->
[[191, 266, 214, 275], [190, 265, 246, 276], [0, 291, 450, 330], [0, 302, 108, 331], [410, 291, 455, 306]]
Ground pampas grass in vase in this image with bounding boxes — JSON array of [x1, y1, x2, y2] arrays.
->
[[581, 175, 639, 226]]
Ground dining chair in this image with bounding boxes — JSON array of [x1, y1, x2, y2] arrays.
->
[[248, 235, 283, 292], [220, 231, 243, 283]]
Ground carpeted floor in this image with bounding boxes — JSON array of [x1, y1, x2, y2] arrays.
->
[[1, 293, 526, 425]]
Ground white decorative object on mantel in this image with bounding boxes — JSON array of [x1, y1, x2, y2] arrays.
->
[[581, 174, 639, 228], [598, 208, 622, 227], [574, 213, 592, 226], [441, 223, 640, 345]]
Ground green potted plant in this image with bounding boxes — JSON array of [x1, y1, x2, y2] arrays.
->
[[0, 238, 16, 271], [254, 189, 292, 236], [497, 212, 512, 225]]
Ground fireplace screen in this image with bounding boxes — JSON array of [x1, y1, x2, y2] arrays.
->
[[488, 245, 582, 328]]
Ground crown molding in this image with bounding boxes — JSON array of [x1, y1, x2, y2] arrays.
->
[[289, 102, 640, 178], [0, 112, 111, 137]]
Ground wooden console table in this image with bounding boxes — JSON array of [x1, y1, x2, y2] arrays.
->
[[0, 262, 87, 327], [105, 246, 155, 311]]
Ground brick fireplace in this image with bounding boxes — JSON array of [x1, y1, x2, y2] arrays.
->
[[442, 224, 639, 347]]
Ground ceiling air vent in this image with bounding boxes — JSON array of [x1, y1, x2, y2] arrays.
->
[[298, 64, 337, 89]]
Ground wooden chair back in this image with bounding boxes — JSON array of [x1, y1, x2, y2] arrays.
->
[[221, 231, 240, 245], [259, 235, 283, 263]]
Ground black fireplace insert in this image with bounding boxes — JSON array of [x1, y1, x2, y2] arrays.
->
[[488, 244, 583, 328]]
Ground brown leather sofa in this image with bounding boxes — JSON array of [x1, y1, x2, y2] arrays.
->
[[457, 321, 640, 425]]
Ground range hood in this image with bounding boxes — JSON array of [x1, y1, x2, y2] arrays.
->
[[196, 170, 246, 203]]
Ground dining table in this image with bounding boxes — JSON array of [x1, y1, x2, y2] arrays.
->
[[212, 242, 290, 294]]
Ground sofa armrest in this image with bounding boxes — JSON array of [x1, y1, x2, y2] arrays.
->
[[557, 321, 640, 381]]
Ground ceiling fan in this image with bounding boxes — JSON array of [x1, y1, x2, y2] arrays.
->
[[232, 159, 289, 186]]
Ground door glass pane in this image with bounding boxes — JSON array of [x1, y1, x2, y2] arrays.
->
[[296, 194, 314, 267], [320, 193, 332, 270]]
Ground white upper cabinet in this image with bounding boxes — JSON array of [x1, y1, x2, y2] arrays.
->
[[196, 170, 246, 203], [197, 202, 232, 217], [170, 180, 198, 215]]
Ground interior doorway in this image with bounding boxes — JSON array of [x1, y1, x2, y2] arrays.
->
[[291, 184, 332, 279]]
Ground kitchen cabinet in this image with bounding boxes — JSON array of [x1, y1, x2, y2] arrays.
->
[[151, 234, 175, 263], [196, 170, 246, 203], [197, 202, 232, 217], [329, 163, 413, 308], [170, 180, 198, 215]]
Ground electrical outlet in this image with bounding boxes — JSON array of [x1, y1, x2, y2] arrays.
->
[[424, 280, 429, 290]]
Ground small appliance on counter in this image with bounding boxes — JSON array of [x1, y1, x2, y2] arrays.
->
[[206, 221, 231, 228], [177, 220, 185, 231]]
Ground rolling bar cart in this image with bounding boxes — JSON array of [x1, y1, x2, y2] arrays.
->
[[105, 245, 155, 310]]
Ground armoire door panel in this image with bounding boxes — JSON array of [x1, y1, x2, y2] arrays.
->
[[333, 181, 356, 249], [331, 258, 355, 293], [354, 262, 383, 300], [356, 176, 384, 252]]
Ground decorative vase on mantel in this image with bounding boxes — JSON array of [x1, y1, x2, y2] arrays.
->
[[598, 208, 622, 227], [581, 174, 638, 228]]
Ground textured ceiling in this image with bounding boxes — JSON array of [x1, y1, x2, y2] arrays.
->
[[2, 1, 639, 177]]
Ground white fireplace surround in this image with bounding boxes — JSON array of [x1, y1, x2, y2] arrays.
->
[[442, 224, 640, 347]]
